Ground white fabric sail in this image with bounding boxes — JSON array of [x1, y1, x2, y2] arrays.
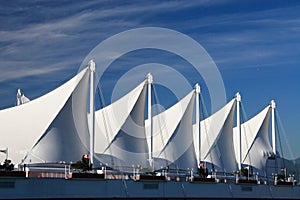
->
[[195, 98, 237, 173], [145, 90, 195, 159], [0, 62, 277, 174], [152, 91, 195, 169], [0, 68, 90, 164], [233, 105, 272, 172], [94, 81, 148, 167]]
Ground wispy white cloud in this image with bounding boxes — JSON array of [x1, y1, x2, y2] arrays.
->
[[0, 59, 78, 82], [0, 12, 93, 42], [1, 1, 300, 99], [182, 7, 300, 70], [0, 0, 236, 45]]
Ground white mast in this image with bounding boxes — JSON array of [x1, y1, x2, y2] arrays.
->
[[194, 83, 201, 167], [271, 100, 276, 155], [89, 59, 96, 166], [235, 92, 242, 171], [147, 73, 153, 169]]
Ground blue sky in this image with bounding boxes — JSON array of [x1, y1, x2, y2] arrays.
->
[[1, 0, 300, 158]]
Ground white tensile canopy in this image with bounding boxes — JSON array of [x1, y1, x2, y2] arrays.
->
[[160, 94, 196, 170], [94, 81, 149, 168], [233, 105, 273, 173], [0, 67, 91, 164], [194, 98, 237, 173], [146, 90, 195, 170], [147, 91, 194, 157], [0, 63, 277, 175]]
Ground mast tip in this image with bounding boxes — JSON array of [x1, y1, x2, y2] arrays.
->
[[235, 92, 241, 102], [89, 59, 96, 72], [271, 100, 276, 109], [194, 83, 201, 94], [146, 73, 153, 84]]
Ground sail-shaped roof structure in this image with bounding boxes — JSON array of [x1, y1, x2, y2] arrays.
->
[[0, 60, 280, 178], [0, 67, 91, 164], [147, 91, 194, 156], [94, 80, 148, 168], [146, 90, 195, 170], [233, 105, 273, 173], [195, 98, 237, 173]]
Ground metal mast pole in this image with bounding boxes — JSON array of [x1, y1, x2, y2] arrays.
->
[[271, 100, 276, 155], [147, 73, 153, 170], [89, 60, 96, 167], [235, 92, 242, 171], [194, 83, 201, 167]]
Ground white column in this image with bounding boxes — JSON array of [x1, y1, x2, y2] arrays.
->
[[235, 92, 242, 171], [271, 100, 276, 155], [89, 59, 96, 166], [194, 83, 201, 167], [147, 73, 153, 169]]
